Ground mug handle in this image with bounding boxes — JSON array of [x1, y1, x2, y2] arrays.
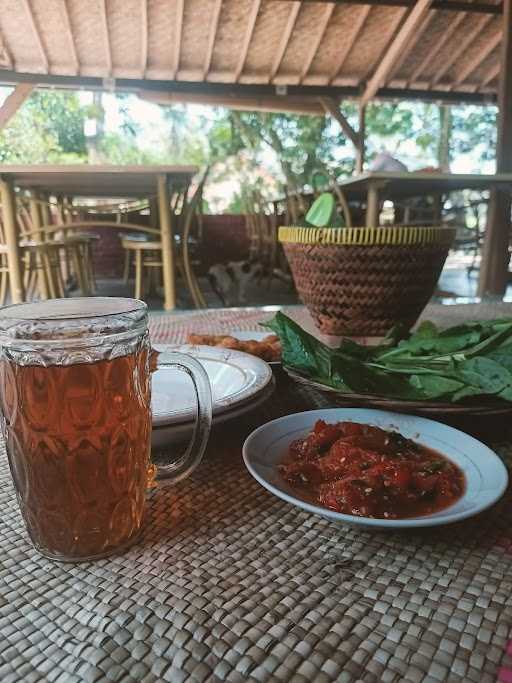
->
[[153, 351, 212, 484]]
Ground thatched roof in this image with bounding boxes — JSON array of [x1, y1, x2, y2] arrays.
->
[[0, 0, 504, 105]]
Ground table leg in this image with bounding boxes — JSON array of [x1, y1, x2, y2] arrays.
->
[[157, 174, 176, 310], [135, 249, 143, 300], [366, 183, 379, 227], [0, 179, 24, 303]]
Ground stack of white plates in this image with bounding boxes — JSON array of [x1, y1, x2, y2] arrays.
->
[[151, 344, 275, 447]]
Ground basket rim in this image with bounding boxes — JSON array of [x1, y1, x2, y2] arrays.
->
[[279, 225, 456, 246]]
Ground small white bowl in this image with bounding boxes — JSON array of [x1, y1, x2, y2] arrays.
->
[[243, 408, 508, 530]]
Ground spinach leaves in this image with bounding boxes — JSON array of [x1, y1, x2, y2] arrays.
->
[[265, 312, 512, 403]]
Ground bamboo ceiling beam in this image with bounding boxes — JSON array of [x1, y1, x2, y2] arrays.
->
[[269, 1, 301, 81], [273, 0, 502, 14], [362, 6, 408, 82], [23, 0, 48, 73], [0, 70, 496, 105], [329, 5, 371, 84], [100, 0, 112, 76], [454, 30, 501, 86], [140, 0, 148, 77], [319, 97, 359, 147], [204, 0, 223, 78], [361, 0, 434, 106], [431, 14, 493, 86], [60, 0, 79, 75], [481, 61, 500, 87], [300, 3, 335, 82], [385, 9, 436, 84], [140, 89, 325, 115], [0, 30, 13, 70], [234, 0, 261, 82], [0, 84, 34, 130], [172, 0, 184, 79], [407, 12, 467, 87]]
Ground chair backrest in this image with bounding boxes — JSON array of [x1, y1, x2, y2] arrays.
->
[[242, 190, 280, 269], [180, 167, 210, 309]]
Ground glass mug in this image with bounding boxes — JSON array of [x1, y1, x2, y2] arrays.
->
[[0, 297, 212, 561]]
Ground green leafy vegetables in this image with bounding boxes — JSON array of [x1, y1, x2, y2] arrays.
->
[[305, 192, 344, 228], [264, 312, 512, 403]]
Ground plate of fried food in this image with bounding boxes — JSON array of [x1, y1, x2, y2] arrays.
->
[[187, 331, 281, 364]]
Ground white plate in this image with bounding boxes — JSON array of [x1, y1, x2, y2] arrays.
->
[[152, 378, 275, 448], [243, 408, 508, 529], [151, 344, 272, 427]]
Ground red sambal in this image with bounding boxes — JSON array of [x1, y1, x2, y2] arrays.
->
[[280, 420, 465, 519]]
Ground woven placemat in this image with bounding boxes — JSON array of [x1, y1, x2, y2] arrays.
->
[[148, 302, 512, 346], [2, 304, 512, 682]]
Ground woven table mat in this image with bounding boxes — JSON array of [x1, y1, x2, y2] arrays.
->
[[2, 305, 512, 682], [148, 302, 512, 346]]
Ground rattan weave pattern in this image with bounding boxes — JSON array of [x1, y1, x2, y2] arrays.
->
[[2, 305, 512, 683]]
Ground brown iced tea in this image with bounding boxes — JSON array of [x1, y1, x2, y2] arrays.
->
[[0, 347, 152, 559]]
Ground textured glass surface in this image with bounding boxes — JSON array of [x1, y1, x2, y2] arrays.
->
[[0, 298, 152, 560]]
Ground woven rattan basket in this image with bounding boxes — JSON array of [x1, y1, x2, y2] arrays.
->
[[279, 225, 456, 336]]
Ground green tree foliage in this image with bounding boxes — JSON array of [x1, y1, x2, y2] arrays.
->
[[198, 101, 498, 214], [450, 105, 497, 162], [0, 90, 89, 163], [0, 88, 498, 207], [208, 109, 354, 192]]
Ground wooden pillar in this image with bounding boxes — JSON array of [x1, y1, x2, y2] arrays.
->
[[149, 197, 159, 229], [28, 192, 42, 239], [28, 191, 49, 300], [157, 174, 176, 310], [366, 183, 379, 227], [0, 180, 24, 303], [356, 104, 366, 174], [477, 0, 512, 297], [39, 192, 51, 229]]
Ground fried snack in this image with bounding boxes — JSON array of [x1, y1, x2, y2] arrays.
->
[[187, 333, 281, 362]]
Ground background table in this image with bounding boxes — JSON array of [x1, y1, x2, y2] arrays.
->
[[0, 165, 197, 309], [2, 304, 512, 682], [335, 171, 512, 227]]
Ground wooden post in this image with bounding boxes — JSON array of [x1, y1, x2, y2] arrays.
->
[[478, 0, 512, 297], [366, 183, 379, 227], [28, 191, 49, 299], [356, 104, 366, 174], [56, 195, 70, 284], [0, 179, 24, 303], [157, 174, 176, 310], [39, 193, 51, 228], [149, 197, 159, 229]]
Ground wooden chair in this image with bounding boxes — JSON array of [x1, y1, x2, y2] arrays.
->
[[119, 170, 209, 308], [120, 237, 162, 300], [14, 201, 67, 300], [48, 198, 97, 294], [0, 242, 9, 306], [179, 169, 209, 308], [0, 205, 63, 303], [244, 191, 284, 288], [16, 195, 92, 299]]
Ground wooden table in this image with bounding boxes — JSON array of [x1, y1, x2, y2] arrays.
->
[[336, 171, 512, 227], [0, 164, 198, 310], [3, 303, 512, 682]]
